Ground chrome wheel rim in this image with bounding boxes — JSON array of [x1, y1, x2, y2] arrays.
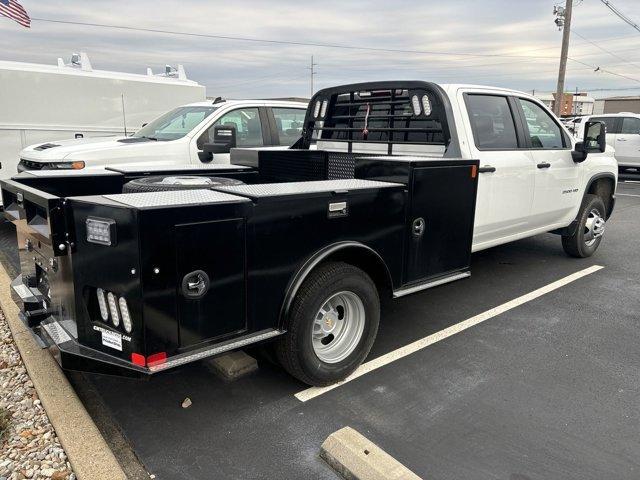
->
[[584, 208, 605, 247], [311, 291, 365, 364]]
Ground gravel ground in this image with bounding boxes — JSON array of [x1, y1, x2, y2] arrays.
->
[[0, 310, 74, 480]]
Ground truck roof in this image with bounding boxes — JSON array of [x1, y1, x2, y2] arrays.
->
[[438, 83, 536, 97], [183, 99, 309, 108]]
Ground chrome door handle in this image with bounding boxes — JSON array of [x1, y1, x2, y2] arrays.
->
[[537, 162, 551, 169], [478, 166, 496, 173], [617, 138, 627, 141]]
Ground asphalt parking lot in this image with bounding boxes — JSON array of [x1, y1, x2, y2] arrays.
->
[[2, 179, 640, 479]]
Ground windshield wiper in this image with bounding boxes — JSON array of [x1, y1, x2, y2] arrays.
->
[[140, 136, 159, 141]]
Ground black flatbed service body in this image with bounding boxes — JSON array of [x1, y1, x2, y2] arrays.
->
[[1, 81, 480, 379]]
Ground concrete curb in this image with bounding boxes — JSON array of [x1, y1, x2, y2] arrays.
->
[[320, 427, 421, 480], [0, 262, 127, 480]]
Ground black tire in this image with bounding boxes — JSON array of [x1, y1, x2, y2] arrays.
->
[[561, 194, 607, 258], [275, 261, 380, 387], [122, 175, 243, 194]]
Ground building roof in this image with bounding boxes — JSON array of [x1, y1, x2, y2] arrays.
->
[[599, 96, 640, 101]]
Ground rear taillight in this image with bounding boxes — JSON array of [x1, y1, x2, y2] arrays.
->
[[106, 292, 120, 327], [96, 288, 109, 321], [119, 297, 132, 333]]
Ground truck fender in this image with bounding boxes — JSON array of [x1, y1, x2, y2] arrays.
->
[[278, 241, 393, 328], [553, 172, 616, 236]]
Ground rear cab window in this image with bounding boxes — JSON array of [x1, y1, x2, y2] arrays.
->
[[464, 94, 519, 150]]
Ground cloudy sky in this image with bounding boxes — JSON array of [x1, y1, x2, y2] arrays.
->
[[1, 0, 640, 99]]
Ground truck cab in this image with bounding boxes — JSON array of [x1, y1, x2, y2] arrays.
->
[[17, 99, 308, 172]]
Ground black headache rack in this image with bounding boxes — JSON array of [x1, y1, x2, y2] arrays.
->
[[0, 81, 478, 378], [296, 81, 462, 157]]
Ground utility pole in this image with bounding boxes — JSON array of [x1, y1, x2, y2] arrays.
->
[[553, 0, 573, 116], [308, 55, 318, 98]]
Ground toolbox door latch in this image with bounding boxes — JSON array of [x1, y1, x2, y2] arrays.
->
[[328, 201, 348, 218]]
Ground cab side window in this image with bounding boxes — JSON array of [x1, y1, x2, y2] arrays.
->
[[518, 99, 565, 149], [466, 95, 518, 149], [620, 117, 640, 134], [272, 108, 305, 146], [198, 108, 264, 149]]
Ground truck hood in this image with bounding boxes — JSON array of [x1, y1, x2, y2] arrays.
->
[[19, 136, 153, 162]]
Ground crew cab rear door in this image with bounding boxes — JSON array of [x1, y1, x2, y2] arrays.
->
[[461, 90, 535, 250], [615, 116, 640, 166]]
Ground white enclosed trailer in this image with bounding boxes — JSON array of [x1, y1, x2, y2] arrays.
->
[[0, 53, 205, 180]]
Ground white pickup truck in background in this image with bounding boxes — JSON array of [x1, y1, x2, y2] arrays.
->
[[17, 99, 308, 172], [574, 113, 640, 172]]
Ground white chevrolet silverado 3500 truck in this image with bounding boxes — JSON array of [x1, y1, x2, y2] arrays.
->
[[1, 81, 616, 385], [16, 98, 307, 172]]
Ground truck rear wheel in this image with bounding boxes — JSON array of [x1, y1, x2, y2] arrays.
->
[[276, 261, 379, 387], [122, 175, 243, 193], [562, 194, 606, 258]]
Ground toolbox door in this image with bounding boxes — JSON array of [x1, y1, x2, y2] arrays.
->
[[176, 218, 246, 347], [404, 165, 476, 284]]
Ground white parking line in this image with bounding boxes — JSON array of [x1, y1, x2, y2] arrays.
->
[[295, 264, 604, 402], [617, 193, 640, 198]]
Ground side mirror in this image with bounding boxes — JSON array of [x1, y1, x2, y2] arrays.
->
[[198, 125, 237, 162], [572, 120, 606, 163]]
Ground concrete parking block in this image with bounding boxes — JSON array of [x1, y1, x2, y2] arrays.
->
[[204, 350, 258, 380], [320, 426, 421, 480]]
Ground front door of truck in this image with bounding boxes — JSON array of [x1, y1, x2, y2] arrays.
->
[[615, 117, 640, 167], [194, 107, 270, 164], [515, 97, 580, 229], [463, 93, 535, 250]]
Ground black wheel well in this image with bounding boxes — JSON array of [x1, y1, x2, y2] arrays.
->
[[321, 246, 394, 298], [587, 176, 615, 218]]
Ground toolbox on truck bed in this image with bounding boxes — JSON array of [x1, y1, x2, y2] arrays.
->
[[1, 81, 479, 384]]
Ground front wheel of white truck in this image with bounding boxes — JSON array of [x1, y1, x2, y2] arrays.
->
[[276, 261, 380, 387], [562, 194, 607, 258]]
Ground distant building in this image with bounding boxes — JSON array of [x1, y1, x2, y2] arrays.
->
[[593, 96, 640, 115], [535, 92, 594, 116]]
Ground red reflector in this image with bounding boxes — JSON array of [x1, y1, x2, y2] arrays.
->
[[147, 352, 167, 367], [131, 353, 146, 366], [471, 165, 478, 178]]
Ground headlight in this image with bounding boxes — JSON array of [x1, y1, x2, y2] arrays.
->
[[49, 161, 85, 170], [119, 297, 132, 333], [107, 292, 120, 327], [96, 288, 109, 321]]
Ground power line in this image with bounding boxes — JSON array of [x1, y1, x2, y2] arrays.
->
[[30, 17, 563, 60], [599, 0, 640, 33], [27, 16, 640, 87], [571, 29, 640, 71]]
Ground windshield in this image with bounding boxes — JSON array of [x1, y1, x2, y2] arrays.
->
[[133, 106, 218, 141]]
